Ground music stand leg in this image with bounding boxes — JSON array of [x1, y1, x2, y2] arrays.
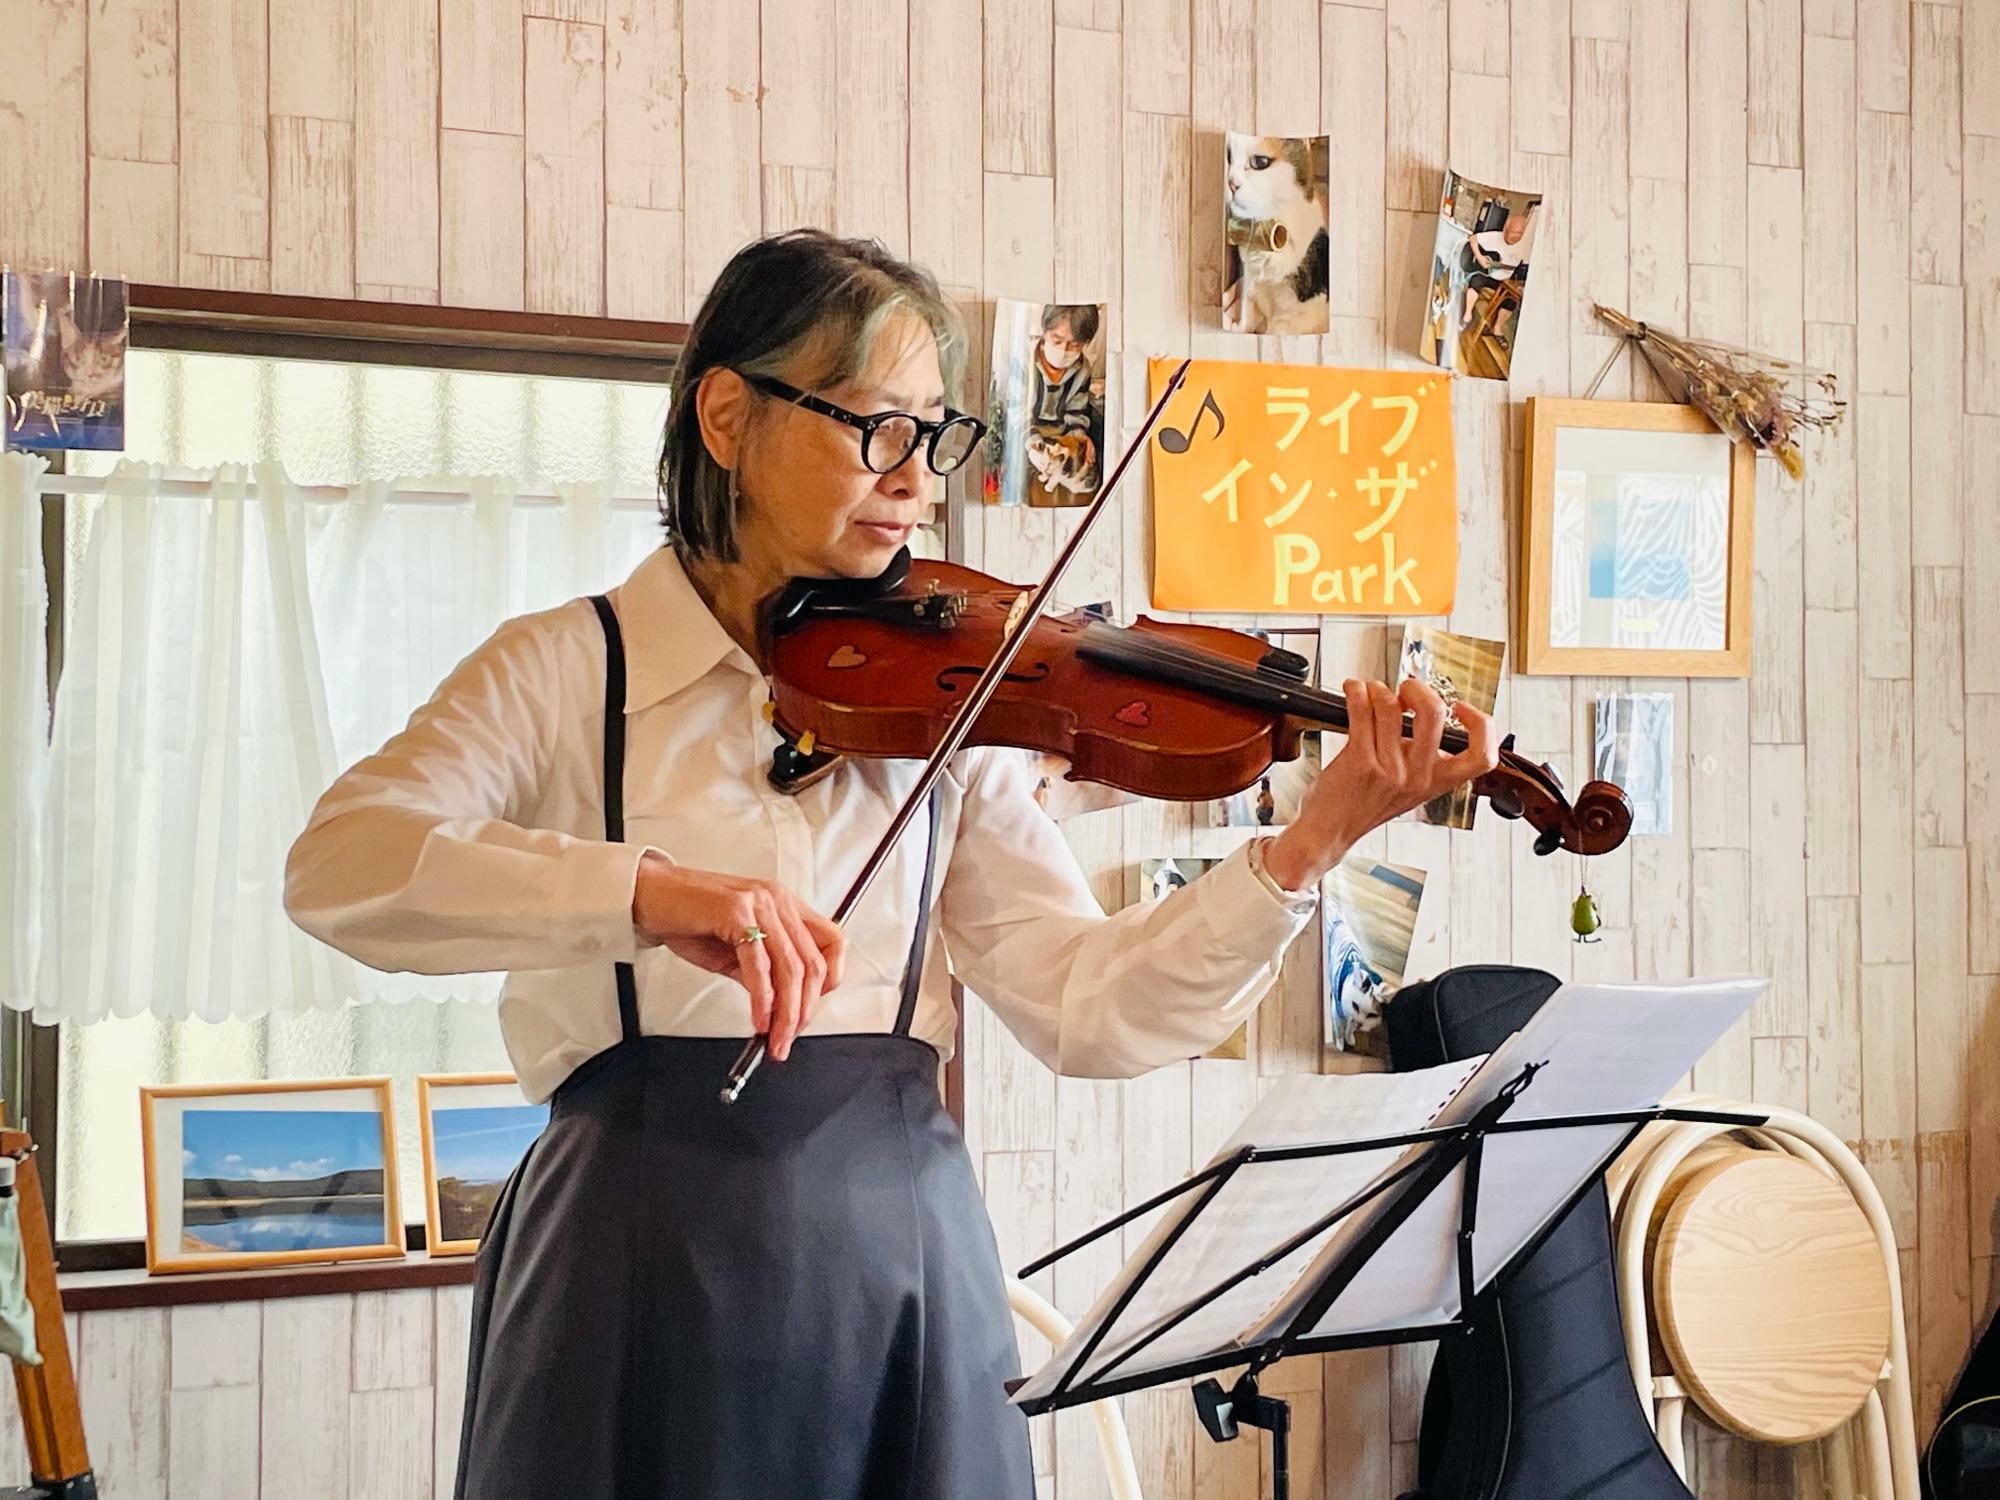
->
[[1193, 1373, 1293, 1500]]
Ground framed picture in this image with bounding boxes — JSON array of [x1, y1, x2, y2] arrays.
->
[[140, 1078, 404, 1275], [1519, 399, 1754, 676], [417, 1073, 550, 1256]]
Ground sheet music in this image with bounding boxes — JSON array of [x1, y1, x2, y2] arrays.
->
[[1275, 975, 1764, 1342], [1009, 1059, 1484, 1405], [1012, 976, 1764, 1406]]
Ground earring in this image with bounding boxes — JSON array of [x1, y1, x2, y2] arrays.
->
[[727, 466, 742, 508]]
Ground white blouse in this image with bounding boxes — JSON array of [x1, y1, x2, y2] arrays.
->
[[283, 545, 1318, 1103]]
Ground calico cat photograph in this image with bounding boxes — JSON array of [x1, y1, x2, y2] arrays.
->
[[2, 270, 128, 451], [1221, 132, 1330, 336]]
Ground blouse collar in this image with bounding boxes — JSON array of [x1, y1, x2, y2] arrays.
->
[[612, 545, 758, 712]]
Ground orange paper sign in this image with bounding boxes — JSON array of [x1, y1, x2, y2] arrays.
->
[[1148, 358, 1457, 614]]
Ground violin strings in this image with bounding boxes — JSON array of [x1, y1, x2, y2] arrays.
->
[[1079, 623, 1474, 753]]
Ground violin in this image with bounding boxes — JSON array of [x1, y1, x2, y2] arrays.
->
[[720, 357, 1627, 1103], [761, 550, 1633, 858]]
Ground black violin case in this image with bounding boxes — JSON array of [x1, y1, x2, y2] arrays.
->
[[1384, 964, 1695, 1500]]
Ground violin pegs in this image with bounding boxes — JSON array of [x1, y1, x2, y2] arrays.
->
[[1500, 732, 1516, 754], [1533, 826, 1563, 857]]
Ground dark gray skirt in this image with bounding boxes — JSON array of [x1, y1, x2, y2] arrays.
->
[[452, 1033, 1034, 1500]]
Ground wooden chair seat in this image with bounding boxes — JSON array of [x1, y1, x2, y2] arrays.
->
[[1650, 1152, 1892, 1445]]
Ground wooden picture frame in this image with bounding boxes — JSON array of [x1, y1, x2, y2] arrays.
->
[[1519, 398, 1755, 676], [416, 1073, 548, 1257], [140, 1077, 404, 1276]]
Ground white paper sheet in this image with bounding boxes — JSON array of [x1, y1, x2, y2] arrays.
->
[[1010, 1060, 1483, 1404], [1012, 976, 1765, 1405]]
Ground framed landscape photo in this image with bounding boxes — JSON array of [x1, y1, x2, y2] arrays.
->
[[1519, 399, 1754, 677], [141, 1078, 404, 1275], [417, 1073, 549, 1256]]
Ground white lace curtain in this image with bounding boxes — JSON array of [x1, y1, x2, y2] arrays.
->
[[5, 454, 657, 1023]]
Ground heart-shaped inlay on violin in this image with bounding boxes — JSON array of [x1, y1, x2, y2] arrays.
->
[[825, 644, 867, 669], [1113, 700, 1152, 727]]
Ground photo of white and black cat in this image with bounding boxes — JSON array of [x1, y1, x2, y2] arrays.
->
[[1221, 133, 1331, 336]]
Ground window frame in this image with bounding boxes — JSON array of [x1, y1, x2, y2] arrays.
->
[[17, 284, 973, 1277]]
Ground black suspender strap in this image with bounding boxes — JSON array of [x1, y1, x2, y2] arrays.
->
[[891, 788, 944, 1039], [589, 595, 642, 1046]]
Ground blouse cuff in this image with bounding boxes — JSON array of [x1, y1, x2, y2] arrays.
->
[[573, 839, 671, 964], [1195, 840, 1319, 964]]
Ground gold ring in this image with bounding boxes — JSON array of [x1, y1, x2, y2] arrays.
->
[[736, 925, 767, 945]]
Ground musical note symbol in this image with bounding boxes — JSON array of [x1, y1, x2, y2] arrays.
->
[[1158, 389, 1225, 454]]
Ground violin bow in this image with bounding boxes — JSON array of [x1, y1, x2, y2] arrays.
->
[[719, 358, 1195, 1102]]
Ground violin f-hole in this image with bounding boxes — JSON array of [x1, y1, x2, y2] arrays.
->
[[936, 662, 1051, 692]]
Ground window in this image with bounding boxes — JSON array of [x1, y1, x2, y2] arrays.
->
[[44, 325, 673, 1248]]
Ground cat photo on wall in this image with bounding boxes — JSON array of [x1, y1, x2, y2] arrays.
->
[[2, 270, 128, 451], [983, 298, 1109, 509], [1221, 132, 1330, 336]]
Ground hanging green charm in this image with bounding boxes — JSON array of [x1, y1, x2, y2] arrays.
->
[[1571, 885, 1603, 943]]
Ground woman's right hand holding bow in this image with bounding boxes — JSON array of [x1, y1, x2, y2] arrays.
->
[[631, 854, 847, 1062]]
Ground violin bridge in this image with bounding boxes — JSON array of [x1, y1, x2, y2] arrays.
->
[[1003, 589, 1033, 642]]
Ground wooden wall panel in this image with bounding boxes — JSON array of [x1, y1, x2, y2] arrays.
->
[[271, 116, 356, 297], [90, 0, 178, 163], [1387, 0, 1448, 213], [524, 17, 606, 315], [1687, 0, 1747, 267], [441, 0, 522, 135], [353, 0, 439, 298], [679, 0, 760, 305], [178, 0, 268, 268], [442, 129, 527, 310], [605, 0, 682, 213], [51, 0, 2000, 1493], [835, 0, 911, 254]]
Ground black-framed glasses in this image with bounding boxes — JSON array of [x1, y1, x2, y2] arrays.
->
[[744, 374, 987, 476]]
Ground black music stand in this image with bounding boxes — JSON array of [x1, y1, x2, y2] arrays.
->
[[1011, 1067, 1765, 1500]]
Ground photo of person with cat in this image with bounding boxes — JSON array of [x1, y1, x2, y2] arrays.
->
[[1221, 132, 1330, 336], [1420, 169, 1542, 380], [3, 270, 128, 451], [983, 298, 1108, 509]]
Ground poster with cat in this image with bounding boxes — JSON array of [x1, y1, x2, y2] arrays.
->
[[3, 271, 128, 451], [1422, 169, 1543, 380], [1222, 133, 1330, 336], [983, 299, 1108, 509]]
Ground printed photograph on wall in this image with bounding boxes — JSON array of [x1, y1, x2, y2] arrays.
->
[[1222, 133, 1330, 335], [1137, 856, 1248, 1059], [1593, 693, 1674, 836], [1323, 855, 1427, 1050], [141, 1079, 404, 1275], [3, 270, 128, 451], [1421, 170, 1542, 380], [1398, 624, 1504, 829], [419, 1074, 550, 1255], [983, 298, 1108, 508], [1209, 736, 1321, 832], [1196, 628, 1321, 849]]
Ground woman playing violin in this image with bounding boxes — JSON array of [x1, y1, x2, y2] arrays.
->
[[283, 229, 1497, 1500]]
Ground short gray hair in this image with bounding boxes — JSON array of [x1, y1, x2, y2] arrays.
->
[[657, 230, 969, 561]]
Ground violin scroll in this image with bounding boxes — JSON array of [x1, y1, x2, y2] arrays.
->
[[1476, 751, 1633, 857]]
